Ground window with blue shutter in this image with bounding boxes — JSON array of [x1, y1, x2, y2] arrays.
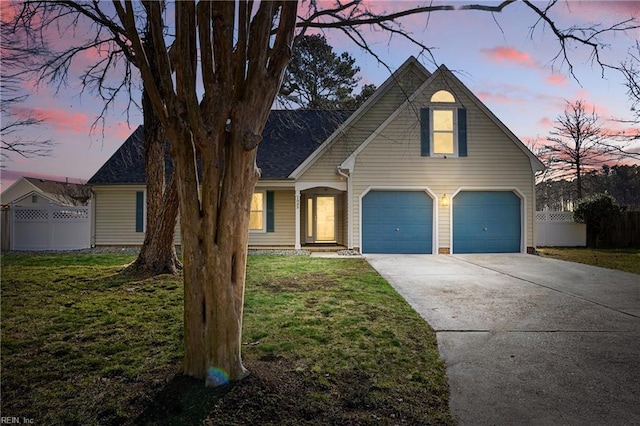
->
[[266, 191, 275, 232], [135, 191, 144, 232], [458, 108, 467, 157], [249, 190, 275, 232], [424, 90, 468, 158], [420, 108, 430, 156]]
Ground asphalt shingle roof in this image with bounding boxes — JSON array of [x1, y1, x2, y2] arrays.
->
[[88, 110, 352, 184], [257, 110, 352, 179]]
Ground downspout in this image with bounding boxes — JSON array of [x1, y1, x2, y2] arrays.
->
[[337, 167, 352, 250]]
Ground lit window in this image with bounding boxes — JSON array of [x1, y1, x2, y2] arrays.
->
[[431, 90, 455, 103], [432, 109, 455, 155], [249, 192, 264, 230], [420, 88, 467, 158]]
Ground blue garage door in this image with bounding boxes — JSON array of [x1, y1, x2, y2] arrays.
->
[[453, 191, 521, 253], [362, 191, 433, 254]]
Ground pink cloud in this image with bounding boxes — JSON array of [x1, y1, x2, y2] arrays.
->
[[570, 99, 612, 118], [0, 2, 19, 23], [558, 1, 640, 22], [539, 117, 553, 128], [481, 46, 536, 67], [107, 122, 137, 140], [482, 45, 571, 90], [11, 106, 91, 135], [476, 91, 520, 104], [546, 74, 568, 85]]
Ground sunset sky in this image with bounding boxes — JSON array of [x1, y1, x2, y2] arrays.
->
[[1, 0, 639, 191]]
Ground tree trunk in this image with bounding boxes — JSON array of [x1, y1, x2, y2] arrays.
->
[[114, 0, 297, 385], [130, 176, 181, 275], [169, 124, 258, 385], [126, 89, 181, 276], [576, 160, 583, 200], [127, 14, 181, 277]]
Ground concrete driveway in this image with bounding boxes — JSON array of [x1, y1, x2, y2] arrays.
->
[[365, 253, 640, 426]]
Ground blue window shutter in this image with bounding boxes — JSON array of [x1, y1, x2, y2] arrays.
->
[[420, 108, 430, 156], [266, 191, 275, 232], [458, 108, 467, 157], [135, 191, 144, 232]]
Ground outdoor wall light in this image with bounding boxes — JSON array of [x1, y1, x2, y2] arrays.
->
[[440, 193, 450, 207]]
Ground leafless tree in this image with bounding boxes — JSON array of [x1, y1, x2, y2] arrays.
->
[[5, 1, 180, 275], [7, 0, 639, 386], [0, 14, 54, 164], [53, 182, 92, 206], [617, 41, 640, 138], [545, 99, 631, 199]]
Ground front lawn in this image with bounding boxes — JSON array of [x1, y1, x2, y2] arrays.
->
[[1, 253, 453, 425], [537, 247, 640, 275]]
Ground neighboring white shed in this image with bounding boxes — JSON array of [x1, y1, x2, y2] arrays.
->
[[1, 177, 92, 251]]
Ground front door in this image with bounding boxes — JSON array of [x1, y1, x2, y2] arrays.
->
[[306, 195, 336, 243]]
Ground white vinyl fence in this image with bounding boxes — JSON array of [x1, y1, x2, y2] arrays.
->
[[536, 211, 586, 247], [10, 202, 91, 250]]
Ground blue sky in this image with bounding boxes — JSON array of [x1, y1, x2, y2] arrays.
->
[[1, 0, 639, 191]]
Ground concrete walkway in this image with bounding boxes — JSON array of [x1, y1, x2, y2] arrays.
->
[[365, 253, 640, 426]]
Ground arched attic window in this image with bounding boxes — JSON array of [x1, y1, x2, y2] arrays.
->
[[430, 90, 455, 103], [421, 89, 467, 157]]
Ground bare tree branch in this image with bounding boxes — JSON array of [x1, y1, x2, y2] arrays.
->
[[1, 5, 55, 163], [543, 99, 637, 199]]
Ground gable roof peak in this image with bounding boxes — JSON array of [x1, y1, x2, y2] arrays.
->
[[395, 56, 431, 78]]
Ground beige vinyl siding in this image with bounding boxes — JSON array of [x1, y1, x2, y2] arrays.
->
[[249, 190, 295, 246], [95, 186, 294, 247], [299, 63, 427, 183], [350, 77, 536, 251], [92, 185, 181, 246]]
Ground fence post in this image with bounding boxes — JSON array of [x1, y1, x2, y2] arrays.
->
[[10, 202, 15, 251], [86, 199, 92, 248], [1, 205, 10, 251], [48, 201, 54, 250]]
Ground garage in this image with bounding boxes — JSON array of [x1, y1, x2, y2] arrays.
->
[[362, 190, 433, 254], [453, 191, 521, 253]]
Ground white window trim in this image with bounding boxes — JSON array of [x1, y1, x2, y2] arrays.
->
[[430, 107, 459, 158], [249, 190, 267, 233]]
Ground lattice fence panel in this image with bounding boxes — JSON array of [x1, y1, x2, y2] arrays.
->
[[53, 209, 89, 220], [536, 211, 574, 222], [549, 212, 573, 222], [15, 209, 49, 221]]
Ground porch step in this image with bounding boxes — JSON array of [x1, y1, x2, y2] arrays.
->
[[303, 245, 348, 253], [248, 245, 348, 253]]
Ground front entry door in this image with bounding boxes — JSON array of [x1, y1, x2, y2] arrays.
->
[[306, 195, 336, 243]]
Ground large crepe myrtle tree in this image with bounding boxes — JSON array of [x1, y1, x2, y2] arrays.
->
[[8, 0, 639, 385], [114, 0, 299, 383]]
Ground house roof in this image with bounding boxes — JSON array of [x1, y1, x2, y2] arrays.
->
[[1, 176, 90, 206], [23, 177, 89, 197], [294, 57, 544, 178], [290, 56, 432, 179], [258, 110, 352, 178], [88, 125, 147, 184], [88, 110, 352, 184]]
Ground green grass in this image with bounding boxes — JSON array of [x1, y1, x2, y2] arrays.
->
[[1, 253, 453, 425], [537, 247, 640, 275]]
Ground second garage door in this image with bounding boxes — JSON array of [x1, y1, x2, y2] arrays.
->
[[362, 190, 433, 254], [453, 191, 521, 253]]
